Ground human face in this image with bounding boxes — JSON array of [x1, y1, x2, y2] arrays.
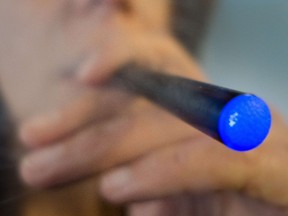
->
[[0, 0, 170, 122]]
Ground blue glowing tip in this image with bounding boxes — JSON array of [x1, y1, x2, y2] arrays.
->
[[218, 94, 271, 152]]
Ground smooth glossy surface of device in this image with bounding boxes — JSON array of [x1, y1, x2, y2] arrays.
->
[[113, 64, 272, 152]]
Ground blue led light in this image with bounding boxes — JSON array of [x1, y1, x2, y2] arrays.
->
[[218, 94, 271, 152]]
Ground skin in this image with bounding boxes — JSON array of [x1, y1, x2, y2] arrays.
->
[[0, 0, 288, 215]]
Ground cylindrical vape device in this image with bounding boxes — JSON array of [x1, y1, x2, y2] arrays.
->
[[113, 65, 271, 152]]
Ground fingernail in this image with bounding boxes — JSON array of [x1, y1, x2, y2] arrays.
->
[[26, 146, 63, 169], [100, 168, 134, 202], [21, 146, 63, 186]]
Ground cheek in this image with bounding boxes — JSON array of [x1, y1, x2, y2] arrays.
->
[[0, 65, 88, 124], [0, 0, 171, 123], [0, 0, 90, 122]]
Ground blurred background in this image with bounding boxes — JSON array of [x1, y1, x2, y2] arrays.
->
[[201, 0, 288, 119]]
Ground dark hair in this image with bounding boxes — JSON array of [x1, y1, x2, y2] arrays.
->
[[172, 0, 215, 55], [0, 98, 20, 215]]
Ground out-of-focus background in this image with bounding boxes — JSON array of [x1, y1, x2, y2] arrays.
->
[[201, 0, 288, 119]]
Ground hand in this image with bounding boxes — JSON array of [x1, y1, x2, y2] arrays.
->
[[19, 6, 205, 187], [19, 0, 288, 211]]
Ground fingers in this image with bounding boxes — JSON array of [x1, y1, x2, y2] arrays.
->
[[20, 116, 130, 187], [20, 92, 99, 147], [19, 101, 196, 188], [99, 137, 250, 203], [20, 88, 132, 148]]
